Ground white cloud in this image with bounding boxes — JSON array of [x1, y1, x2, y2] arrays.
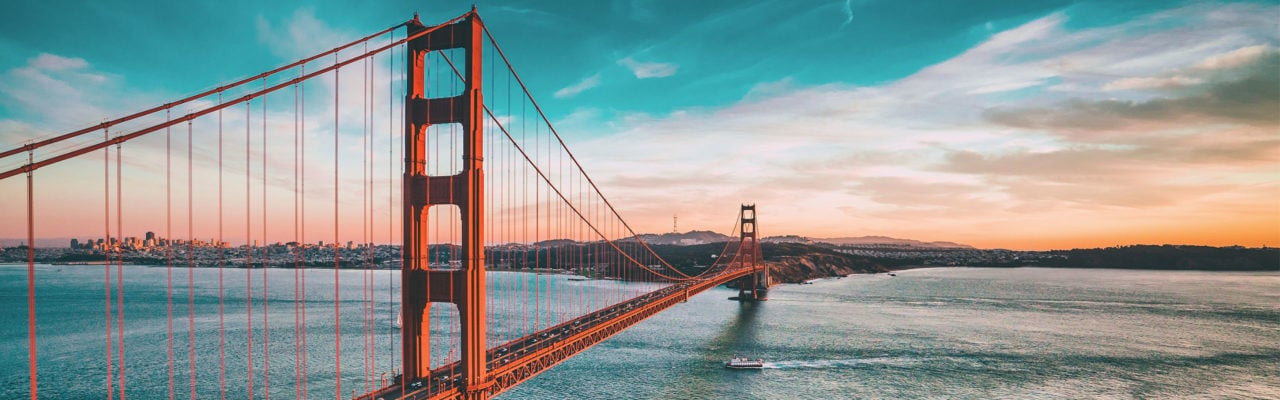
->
[[1195, 44, 1274, 70], [554, 73, 601, 99], [616, 0, 656, 23], [491, 5, 559, 22], [1102, 76, 1202, 91], [0, 53, 118, 131], [29, 54, 89, 72], [743, 77, 798, 100], [840, 0, 854, 29], [3, 4, 1276, 249], [256, 8, 352, 60], [617, 57, 677, 79], [560, 2, 1280, 248], [555, 107, 603, 132]]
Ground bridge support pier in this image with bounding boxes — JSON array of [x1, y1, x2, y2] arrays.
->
[[736, 270, 769, 301], [402, 10, 492, 398], [731, 204, 769, 301]]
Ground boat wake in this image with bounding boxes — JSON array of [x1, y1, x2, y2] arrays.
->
[[763, 356, 921, 370]]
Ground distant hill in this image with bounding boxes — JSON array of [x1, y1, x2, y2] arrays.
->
[[812, 236, 973, 249], [645, 242, 888, 283], [632, 230, 732, 245], [760, 235, 810, 243], [759, 235, 972, 249], [1044, 245, 1278, 271], [534, 239, 578, 247], [632, 233, 972, 249]]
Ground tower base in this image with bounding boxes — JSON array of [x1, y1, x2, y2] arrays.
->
[[729, 288, 767, 302]]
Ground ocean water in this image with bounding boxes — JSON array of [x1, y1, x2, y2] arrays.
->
[[2, 265, 1277, 399], [508, 267, 1280, 399]]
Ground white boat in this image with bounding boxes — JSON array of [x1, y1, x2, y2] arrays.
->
[[394, 311, 402, 329], [724, 356, 764, 369]]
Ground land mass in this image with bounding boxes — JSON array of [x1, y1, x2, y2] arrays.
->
[[1, 235, 1274, 284], [741, 243, 1277, 283]]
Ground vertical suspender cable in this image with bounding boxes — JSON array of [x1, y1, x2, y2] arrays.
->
[[396, 36, 405, 400], [26, 149, 37, 400], [104, 128, 114, 400], [293, 70, 302, 400], [366, 42, 376, 389], [246, 99, 255, 399], [507, 59, 515, 344], [218, 91, 227, 400], [533, 98, 540, 331], [333, 52, 342, 399], [300, 65, 309, 400], [115, 141, 125, 400], [165, 109, 174, 400], [262, 77, 271, 400], [369, 43, 378, 389], [520, 86, 527, 338], [557, 119, 564, 324], [387, 30, 397, 378], [186, 120, 196, 400], [361, 42, 371, 394], [388, 31, 397, 378]]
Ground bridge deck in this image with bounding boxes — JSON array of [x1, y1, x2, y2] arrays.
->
[[361, 265, 752, 400]]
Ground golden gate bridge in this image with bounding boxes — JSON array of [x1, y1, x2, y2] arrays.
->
[[3, 9, 770, 400]]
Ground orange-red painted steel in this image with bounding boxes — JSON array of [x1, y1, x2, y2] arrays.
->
[[734, 204, 769, 301], [362, 238, 762, 400], [11, 9, 772, 399], [402, 11, 492, 398], [380, 11, 772, 400]]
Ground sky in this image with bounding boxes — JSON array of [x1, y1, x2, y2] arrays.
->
[[0, 0, 1277, 250]]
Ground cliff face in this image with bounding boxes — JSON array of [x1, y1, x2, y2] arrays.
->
[[760, 243, 888, 283]]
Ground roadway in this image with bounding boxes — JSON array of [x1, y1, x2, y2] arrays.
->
[[361, 260, 752, 400]]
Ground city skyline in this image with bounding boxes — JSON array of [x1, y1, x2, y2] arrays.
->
[[1, 0, 1277, 250]]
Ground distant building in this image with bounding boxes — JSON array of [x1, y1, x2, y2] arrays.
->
[[145, 231, 155, 241], [70, 238, 79, 249]]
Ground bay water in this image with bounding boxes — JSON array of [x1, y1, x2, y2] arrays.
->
[[2, 265, 1277, 399]]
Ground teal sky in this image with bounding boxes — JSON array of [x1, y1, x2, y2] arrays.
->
[[0, 1, 1154, 116], [1, 0, 1277, 249], [0, 0, 1180, 120]]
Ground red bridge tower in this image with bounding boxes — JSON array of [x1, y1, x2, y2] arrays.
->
[[401, 11, 491, 398], [734, 204, 769, 301]]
